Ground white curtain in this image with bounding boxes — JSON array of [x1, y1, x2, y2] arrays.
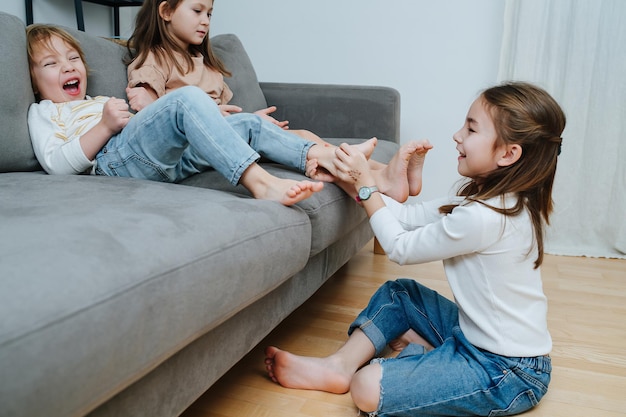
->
[[498, 0, 626, 259]]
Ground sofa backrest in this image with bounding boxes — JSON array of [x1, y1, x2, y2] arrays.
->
[[0, 11, 266, 174], [0, 13, 40, 172], [211, 34, 268, 113]]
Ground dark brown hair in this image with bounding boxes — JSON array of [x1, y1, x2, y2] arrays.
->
[[126, 0, 230, 77], [440, 82, 566, 268]]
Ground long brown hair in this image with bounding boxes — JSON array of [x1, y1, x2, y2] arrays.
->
[[440, 82, 566, 268], [126, 0, 230, 77]]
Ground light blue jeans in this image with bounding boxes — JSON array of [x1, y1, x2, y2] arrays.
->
[[94, 86, 314, 184], [349, 279, 551, 417]]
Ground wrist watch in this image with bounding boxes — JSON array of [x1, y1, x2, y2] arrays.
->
[[356, 185, 379, 202]]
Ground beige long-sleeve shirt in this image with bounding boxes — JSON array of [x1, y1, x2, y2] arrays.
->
[[127, 48, 233, 104]]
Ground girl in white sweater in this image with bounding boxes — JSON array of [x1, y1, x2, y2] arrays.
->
[[265, 82, 565, 416]]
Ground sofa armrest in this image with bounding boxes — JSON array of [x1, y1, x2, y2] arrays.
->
[[260, 82, 400, 143]]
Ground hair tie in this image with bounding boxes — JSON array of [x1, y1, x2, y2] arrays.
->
[[557, 142, 562, 156]]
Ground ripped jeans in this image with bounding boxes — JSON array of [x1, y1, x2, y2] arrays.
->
[[349, 279, 551, 417]]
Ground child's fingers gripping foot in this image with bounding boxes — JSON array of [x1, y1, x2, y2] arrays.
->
[[306, 158, 335, 182], [305, 159, 318, 178]]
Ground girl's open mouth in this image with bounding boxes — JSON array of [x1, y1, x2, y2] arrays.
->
[[63, 79, 81, 95]]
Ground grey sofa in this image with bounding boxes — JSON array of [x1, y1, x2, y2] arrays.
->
[[0, 12, 400, 417]]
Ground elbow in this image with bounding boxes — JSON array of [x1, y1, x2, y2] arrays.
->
[[387, 251, 407, 266]]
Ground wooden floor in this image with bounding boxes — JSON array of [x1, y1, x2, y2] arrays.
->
[[182, 240, 626, 417]]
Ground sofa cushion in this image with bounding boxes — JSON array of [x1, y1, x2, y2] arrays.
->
[[181, 138, 398, 255], [211, 34, 268, 113], [0, 172, 311, 417], [0, 13, 39, 173]]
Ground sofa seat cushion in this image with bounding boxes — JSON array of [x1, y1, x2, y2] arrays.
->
[[181, 137, 399, 255], [0, 172, 311, 417]]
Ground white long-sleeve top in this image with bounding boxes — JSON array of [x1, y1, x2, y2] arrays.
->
[[28, 96, 109, 175], [371, 194, 552, 357]]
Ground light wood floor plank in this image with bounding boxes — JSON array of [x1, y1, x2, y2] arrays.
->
[[183, 240, 626, 417]]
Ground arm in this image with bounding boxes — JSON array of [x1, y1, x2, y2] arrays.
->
[[126, 85, 158, 112], [28, 101, 92, 175], [370, 202, 487, 265], [79, 97, 130, 160], [333, 142, 484, 265], [127, 53, 167, 111], [27, 98, 130, 175]]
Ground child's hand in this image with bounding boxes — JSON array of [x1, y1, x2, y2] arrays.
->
[[305, 158, 335, 182], [219, 104, 242, 117], [254, 106, 289, 129], [333, 143, 375, 186], [102, 97, 131, 135], [126, 86, 157, 112]]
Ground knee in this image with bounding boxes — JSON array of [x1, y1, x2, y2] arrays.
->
[[350, 364, 381, 413], [228, 112, 263, 132], [171, 86, 213, 105]]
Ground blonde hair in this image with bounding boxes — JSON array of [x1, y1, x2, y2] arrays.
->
[[26, 24, 89, 96]]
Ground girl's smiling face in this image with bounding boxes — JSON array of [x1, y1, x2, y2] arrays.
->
[[161, 0, 214, 49], [453, 96, 505, 179], [30, 34, 87, 102]]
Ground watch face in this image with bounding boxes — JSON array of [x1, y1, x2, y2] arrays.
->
[[358, 187, 371, 200]]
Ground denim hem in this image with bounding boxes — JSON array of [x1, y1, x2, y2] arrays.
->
[[230, 152, 261, 186], [349, 316, 388, 356], [299, 141, 315, 173]]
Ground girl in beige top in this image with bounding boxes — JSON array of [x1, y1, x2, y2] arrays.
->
[[126, 0, 312, 133], [125, 0, 427, 203]]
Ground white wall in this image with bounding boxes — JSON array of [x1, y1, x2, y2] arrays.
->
[[209, 0, 506, 201], [2, 0, 505, 201]]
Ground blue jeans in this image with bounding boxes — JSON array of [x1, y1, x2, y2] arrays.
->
[[94, 86, 314, 184], [349, 279, 551, 417]]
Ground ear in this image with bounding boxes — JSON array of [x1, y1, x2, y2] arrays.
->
[[496, 144, 522, 167], [159, 1, 172, 22]]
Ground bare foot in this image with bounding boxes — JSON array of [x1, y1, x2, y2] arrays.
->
[[407, 140, 432, 196], [240, 164, 323, 205], [353, 137, 378, 160], [269, 179, 323, 206], [264, 346, 352, 393], [373, 141, 421, 202], [388, 329, 434, 352]]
